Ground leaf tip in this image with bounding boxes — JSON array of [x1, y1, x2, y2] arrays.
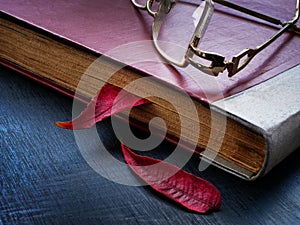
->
[[55, 121, 73, 129]]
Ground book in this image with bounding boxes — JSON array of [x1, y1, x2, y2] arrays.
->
[[1, 0, 299, 180]]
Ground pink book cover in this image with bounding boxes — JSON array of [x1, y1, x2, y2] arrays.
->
[[1, 0, 300, 103]]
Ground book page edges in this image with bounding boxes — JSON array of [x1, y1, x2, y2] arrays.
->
[[212, 65, 300, 180]]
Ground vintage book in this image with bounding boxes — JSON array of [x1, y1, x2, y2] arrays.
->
[[1, 0, 299, 180]]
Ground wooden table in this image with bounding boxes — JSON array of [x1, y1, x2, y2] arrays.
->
[[1, 66, 299, 225]]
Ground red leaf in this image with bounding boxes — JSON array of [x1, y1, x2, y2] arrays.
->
[[121, 144, 222, 213], [55, 84, 150, 129], [55, 83, 222, 213]]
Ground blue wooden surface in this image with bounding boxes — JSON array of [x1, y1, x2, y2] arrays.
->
[[1, 66, 300, 225]]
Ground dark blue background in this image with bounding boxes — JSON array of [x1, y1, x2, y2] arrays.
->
[[1, 66, 299, 225]]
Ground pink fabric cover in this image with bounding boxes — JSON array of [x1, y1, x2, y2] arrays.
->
[[1, 0, 299, 102]]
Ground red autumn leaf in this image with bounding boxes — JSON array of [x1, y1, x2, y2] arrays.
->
[[55, 83, 222, 214], [121, 144, 222, 213], [55, 83, 150, 129]]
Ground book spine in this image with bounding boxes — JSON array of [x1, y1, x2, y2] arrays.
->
[[212, 65, 300, 179]]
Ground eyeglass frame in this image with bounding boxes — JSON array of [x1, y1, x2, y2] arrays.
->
[[131, 0, 300, 77]]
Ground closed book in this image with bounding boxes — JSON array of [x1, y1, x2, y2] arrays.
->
[[1, 0, 299, 179]]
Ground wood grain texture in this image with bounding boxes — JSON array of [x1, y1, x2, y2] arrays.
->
[[1, 66, 299, 225]]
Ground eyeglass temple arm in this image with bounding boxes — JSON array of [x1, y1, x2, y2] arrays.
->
[[215, 0, 299, 29], [189, 0, 300, 77], [226, 0, 299, 76], [228, 14, 299, 77]]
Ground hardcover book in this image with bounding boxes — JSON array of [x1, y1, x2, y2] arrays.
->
[[1, 0, 299, 180]]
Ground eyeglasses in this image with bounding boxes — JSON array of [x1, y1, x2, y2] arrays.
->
[[131, 0, 300, 77]]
